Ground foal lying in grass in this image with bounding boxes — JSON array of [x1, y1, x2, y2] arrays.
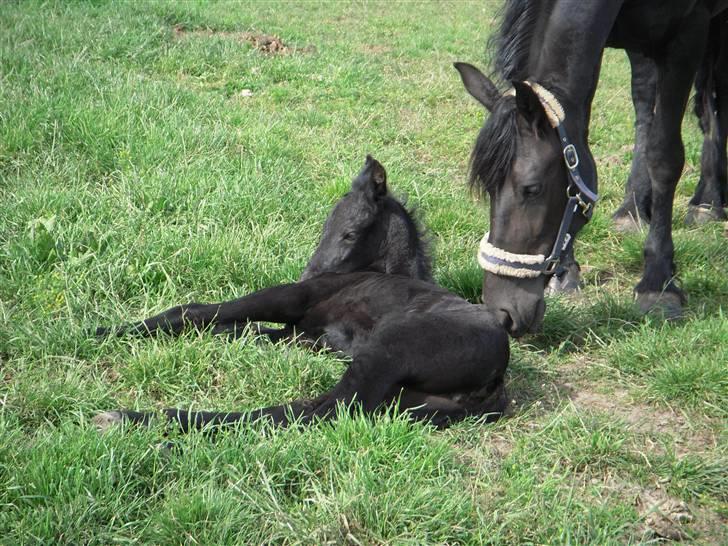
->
[[94, 156, 509, 431]]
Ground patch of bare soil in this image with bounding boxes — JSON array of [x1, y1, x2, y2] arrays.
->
[[359, 44, 392, 54], [563, 384, 719, 456], [597, 476, 726, 543], [173, 25, 314, 55]]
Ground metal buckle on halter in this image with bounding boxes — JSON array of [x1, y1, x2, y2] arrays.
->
[[563, 144, 579, 169], [543, 258, 560, 275]]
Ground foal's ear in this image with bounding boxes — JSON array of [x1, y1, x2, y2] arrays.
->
[[512, 80, 550, 132], [454, 62, 500, 112], [354, 155, 387, 199]]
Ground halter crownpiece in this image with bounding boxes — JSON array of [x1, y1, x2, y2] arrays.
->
[[503, 81, 564, 127], [478, 81, 597, 278]]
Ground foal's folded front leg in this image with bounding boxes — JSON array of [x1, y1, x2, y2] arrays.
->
[[96, 282, 313, 338]]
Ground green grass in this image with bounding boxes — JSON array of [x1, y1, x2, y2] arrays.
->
[[1, 1, 727, 544]]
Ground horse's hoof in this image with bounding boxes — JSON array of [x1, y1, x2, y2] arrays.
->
[[612, 212, 646, 233], [685, 204, 727, 225], [635, 291, 684, 321], [92, 411, 123, 433]]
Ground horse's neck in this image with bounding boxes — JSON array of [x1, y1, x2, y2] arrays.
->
[[527, 1, 623, 129]]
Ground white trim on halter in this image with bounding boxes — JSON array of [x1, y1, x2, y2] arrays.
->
[[478, 232, 545, 279], [504, 81, 565, 128]]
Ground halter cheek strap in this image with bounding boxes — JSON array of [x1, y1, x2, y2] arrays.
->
[[478, 81, 598, 278]]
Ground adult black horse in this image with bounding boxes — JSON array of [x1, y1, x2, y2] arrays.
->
[[455, 0, 728, 337], [94, 157, 509, 432]]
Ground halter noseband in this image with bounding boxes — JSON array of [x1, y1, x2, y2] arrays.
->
[[477, 81, 598, 279]]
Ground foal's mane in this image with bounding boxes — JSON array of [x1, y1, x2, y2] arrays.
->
[[469, 0, 551, 197], [388, 195, 433, 281]]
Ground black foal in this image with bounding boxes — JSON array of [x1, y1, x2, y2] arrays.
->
[[94, 156, 509, 431]]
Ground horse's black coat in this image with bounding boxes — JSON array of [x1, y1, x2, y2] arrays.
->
[[94, 157, 509, 431], [615, 14, 728, 227], [457, 0, 728, 337]]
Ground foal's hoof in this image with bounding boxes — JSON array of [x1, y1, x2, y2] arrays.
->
[[685, 204, 727, 225], [612, 212, 646, 233], [92, 411, 124, 433], [635, 291, 684, 321]]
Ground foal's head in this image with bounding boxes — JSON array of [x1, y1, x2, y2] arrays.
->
[[300, 156, 431, 282]]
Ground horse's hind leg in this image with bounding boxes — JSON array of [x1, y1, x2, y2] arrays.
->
[[613, 49, 657, 232], [687, 17, 728, 224]]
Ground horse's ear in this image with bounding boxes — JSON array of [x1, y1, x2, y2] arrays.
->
[[512, 80, 549, 132], [355, 155, 387, 199], [454, 62, 500, 112]]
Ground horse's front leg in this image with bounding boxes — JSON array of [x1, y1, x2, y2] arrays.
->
[[96, 282, 313, 338], [636, 10, 710, 317]]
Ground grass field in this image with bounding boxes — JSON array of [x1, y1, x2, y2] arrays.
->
[[1, 1, 727, 543]]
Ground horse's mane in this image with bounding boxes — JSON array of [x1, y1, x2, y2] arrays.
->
[[490, 0, 541, 81]]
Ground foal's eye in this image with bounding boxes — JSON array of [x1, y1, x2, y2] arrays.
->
[[343, 231, 357, 241], [522, 183, 543, 198]]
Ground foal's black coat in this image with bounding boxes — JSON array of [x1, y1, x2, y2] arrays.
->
[[94, 157, 509, 431]]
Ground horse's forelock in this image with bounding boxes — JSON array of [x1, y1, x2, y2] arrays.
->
[[469, 99, 518, 197]]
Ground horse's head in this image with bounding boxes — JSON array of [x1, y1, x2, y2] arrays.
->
[[300, 156, 431, 282], [455, 62, 596, 337]]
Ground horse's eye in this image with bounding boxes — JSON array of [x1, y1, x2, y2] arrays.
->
[[343, 231, 357, 241], [522, 183, 543, 198]]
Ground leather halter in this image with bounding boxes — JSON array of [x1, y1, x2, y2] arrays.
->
[[478, 81, 598, 278]]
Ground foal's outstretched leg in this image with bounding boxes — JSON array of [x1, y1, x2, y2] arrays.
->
[[95, 277, 353, 338], [93, 395, 331, 433], [613, 49, 656, 232], [94, 347, 406, 433]]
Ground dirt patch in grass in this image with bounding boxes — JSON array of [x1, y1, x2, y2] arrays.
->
[[173, 25, 314, 54], [359, 44, 392, 55], [563, 381, 720, 457], [602, 476, 726, 543]]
